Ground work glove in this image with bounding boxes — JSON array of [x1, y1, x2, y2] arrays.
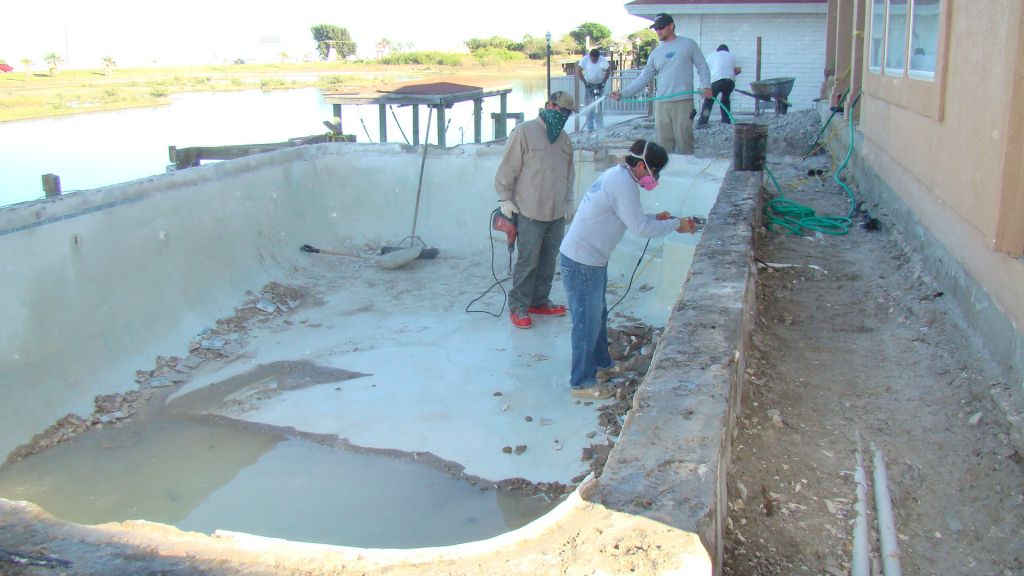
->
[[499, 200, 519, 219]]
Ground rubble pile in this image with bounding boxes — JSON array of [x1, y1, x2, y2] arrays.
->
[[577, 322, 658, 481], [570, 108, 824, 158]]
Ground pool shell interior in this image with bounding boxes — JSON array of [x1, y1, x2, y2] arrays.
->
[[0, 142, 757, 573]]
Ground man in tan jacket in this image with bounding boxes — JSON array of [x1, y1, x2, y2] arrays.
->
[[495, 91, 577, 329]]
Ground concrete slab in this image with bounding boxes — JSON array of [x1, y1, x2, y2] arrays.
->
[[169, 253, 607, 484]]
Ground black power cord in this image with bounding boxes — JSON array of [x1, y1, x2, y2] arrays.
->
[[466, 208, 514, 317], [465, 210, 653, 317], [608, 238, 651, 313]]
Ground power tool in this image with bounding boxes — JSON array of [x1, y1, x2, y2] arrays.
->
[[491, 208, 517, 254]]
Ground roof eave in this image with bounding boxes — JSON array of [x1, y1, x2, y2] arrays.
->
[[626, 2, 827, 18]]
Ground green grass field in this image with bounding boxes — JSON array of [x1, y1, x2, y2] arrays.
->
[[0, 60, 547, 123]]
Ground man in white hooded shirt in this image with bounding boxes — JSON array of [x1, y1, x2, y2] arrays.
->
[[558, 139, 697, 400]]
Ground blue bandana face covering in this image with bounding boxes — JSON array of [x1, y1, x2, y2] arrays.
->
[[540, 109, 569, 143]]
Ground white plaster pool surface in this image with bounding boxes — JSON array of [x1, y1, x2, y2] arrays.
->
[[175, 252, 597, 484], [174, 155, 729, 486], [0, 146, 729, 549]]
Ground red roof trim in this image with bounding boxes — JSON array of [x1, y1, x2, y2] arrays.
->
[[626, 0, 825, 5]]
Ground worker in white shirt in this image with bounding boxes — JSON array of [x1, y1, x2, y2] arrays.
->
[[576, 49, 612, 131], [697, 44, 741, 128]]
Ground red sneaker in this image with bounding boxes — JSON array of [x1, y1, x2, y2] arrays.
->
[[510, 311, 533, 329], [528, 302, 567, 316]]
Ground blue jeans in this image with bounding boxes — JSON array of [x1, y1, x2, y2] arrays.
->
[[583, 84, 604, 131], [560, 253, 613, 389]]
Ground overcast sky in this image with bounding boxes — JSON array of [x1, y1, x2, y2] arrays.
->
[[1, 1, 653, 68]]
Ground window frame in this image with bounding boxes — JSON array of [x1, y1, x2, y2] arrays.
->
[[863, 0, 948, 120], [883, 0, 909, 77]]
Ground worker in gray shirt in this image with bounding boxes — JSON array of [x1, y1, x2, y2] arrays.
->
[[610, 13, 711, 155]]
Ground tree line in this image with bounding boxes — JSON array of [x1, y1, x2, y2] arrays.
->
[[1, 21, 657, 75], [309, 22, 659, 65]]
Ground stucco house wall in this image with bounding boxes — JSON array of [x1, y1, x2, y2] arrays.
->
[[822, 0, 1024, 445]]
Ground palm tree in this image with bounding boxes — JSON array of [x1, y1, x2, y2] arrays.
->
[[279, 52, 289, 66], [44, 52, 63, 76], [20, 57, 32, 78], [102, 56, 116, 76]]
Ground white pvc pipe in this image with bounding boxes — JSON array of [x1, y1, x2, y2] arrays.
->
[[851, 433, 871, 576], [872, 442, 903, 576]]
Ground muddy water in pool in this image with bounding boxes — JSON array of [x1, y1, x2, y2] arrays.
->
[[0, 361, 559, 548]]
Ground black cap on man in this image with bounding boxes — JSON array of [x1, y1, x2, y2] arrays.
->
[[650, 13, 674, 30]]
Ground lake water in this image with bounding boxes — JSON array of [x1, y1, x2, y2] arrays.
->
[[0, 78, 552, 208]]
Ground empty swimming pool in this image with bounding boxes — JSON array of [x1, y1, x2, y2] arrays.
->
[[0, 142, 729, 565]]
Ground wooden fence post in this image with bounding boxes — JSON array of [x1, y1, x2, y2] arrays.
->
[[42, 174, 61, 198]]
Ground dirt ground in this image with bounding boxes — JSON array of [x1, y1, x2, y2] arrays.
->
[[584, 110, 1024, 574], [698, 113, 1024, 575]]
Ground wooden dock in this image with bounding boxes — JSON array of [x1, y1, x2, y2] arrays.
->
[[323, 81, 515, 148], [168, 132, 354, 170]]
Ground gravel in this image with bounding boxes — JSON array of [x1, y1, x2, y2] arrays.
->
[[569, 108, 824, 159]]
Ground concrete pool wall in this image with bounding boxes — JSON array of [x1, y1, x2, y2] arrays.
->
[[0, 142, 540, 460], [0, 142, 761, 574]]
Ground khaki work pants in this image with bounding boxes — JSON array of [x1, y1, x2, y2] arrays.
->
[[654, 99, 696, 155]]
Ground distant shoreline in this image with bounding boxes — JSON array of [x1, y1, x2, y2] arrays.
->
[[0, 61, 549, 123]]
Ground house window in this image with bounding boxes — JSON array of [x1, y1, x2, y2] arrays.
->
[[869, 0, 886, 71], [885, 0, 907, 75], [909, 0, 940, 78], [868, 0, 941, 81]]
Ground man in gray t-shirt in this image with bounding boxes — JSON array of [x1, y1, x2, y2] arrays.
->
[[611, 13, 711, 155]]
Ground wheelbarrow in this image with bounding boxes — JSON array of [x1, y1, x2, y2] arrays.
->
[[735, 77, 795, 115]]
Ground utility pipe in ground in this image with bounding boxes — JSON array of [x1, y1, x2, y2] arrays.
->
[[872, 442, 903, 576], [851, 432, 871, 576]]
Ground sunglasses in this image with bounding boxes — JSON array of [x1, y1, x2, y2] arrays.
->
[[653, 24, 669, 31]]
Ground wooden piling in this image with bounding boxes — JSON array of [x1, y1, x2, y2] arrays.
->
[[42, 174, 62, 198], [168, 134, 350, 170]]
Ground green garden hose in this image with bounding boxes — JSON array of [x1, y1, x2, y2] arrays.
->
[[620, 90, 736, 124], [622, 89, 861, 236], [763, 92, 861, 236]]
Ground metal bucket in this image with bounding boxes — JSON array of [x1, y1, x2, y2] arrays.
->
[[732, 122, 768, 171]]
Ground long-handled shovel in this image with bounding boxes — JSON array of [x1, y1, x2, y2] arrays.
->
[[300, 243, 422, 270], [381, 106, 440, 260]]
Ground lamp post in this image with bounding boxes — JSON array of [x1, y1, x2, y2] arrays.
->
[[545, 32, 552, 97]]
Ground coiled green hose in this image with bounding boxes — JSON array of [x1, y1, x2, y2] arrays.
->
[[622, 89, 861, 236]]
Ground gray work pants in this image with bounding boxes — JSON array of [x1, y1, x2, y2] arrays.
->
[[509, 215, 565, 314]]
